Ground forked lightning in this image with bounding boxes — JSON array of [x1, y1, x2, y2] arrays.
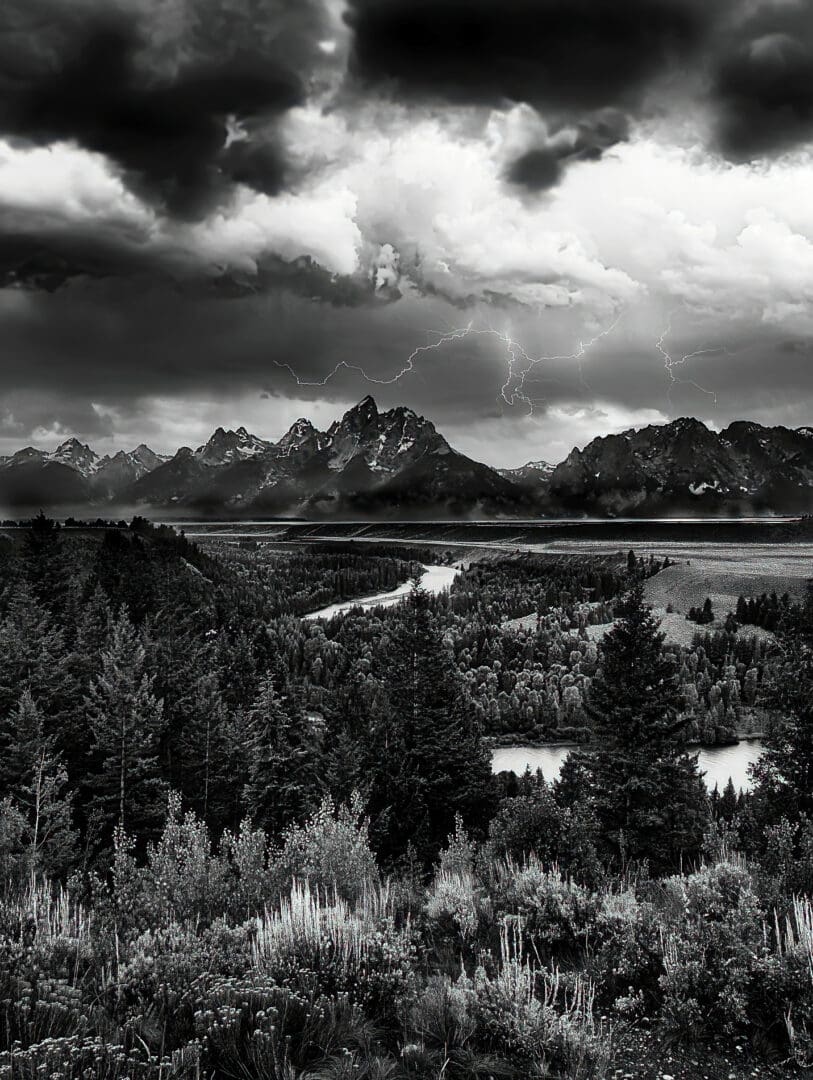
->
[[274, 315, 623, 413]]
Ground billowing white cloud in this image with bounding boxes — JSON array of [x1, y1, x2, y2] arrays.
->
[[285, 106, 639, 309], [3, 86, 813, 455], [180, 185, 362, 275], [0, 140, 154, 228]]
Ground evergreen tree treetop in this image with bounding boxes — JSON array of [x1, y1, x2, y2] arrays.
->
[[579, 583, 708, 873], [587, 583, 685, 748]]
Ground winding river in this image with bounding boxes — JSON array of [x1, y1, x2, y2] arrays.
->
[[491, 739, 765, 792], [298, 560, 765, 792], [302, 564, 460, 621]]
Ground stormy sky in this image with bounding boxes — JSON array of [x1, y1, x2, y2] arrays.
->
[[2, 0, 813, 467]]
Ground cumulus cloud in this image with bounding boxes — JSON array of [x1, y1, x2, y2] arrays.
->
[[343, 0, 729, 191], [506, 109, 631, 193], [0, 0, 812, 461], [0, 0, 337, 218]]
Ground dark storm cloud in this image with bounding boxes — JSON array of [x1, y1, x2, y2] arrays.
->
[[0, 0, 328, 219], [208, 254, 381, 305], [0, 232, 144, 293], [711, 10, 813, 161], [343, 0, 730, 190], [346, 0, 813, 169], [507, 148, 562, 192], [345, 0, 711, 113], [507, 109, 630, 193], [0, 224, 383, 307], [0, 282, 511, 435]]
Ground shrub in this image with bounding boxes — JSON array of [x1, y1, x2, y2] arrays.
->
[[219, 817, 274, 919], [0, 884, 97, 1053], [111, 920, 254, 1047], [0, 881, 91, 956], [752, 816, 813, 910], [585, 886, 663, 1013], [658, 859, 766, 1039], [459, 923, 610, 1079], [491, 857, 597, 963], [0, 977, 89, 1052], [486, 785, 600, 879], [270, 794, 379, 903], [111, 794, 231, 931], [436, 814, 477, 878], [404, 976, 511, 1079], [193, 978, 379, 1079], [753, 897, 813, 1064], [424, 869, 487, 945], [0, 1035, 198, 1080], [423, 818, 490, 960], [252, 880, 416, 1030]]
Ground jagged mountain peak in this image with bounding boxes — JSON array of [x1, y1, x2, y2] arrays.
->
[[499, 459, 555, 484], [11, 446, 47, 464], [332, 395, 379, 432], [277, 417, 323, 457], [5, 407, 813, 517], [280, 417, 316, 439], [131, 444, 164, 469], [195, 426, 271, 466], [550, 414, 813, 515], [49, 438, 99, 477], [92, 442, 166, 494], [55, 436, 90, 451], [325, 396, 450, 473]]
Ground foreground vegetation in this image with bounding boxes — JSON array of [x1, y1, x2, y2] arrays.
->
[[0, 517, 812, 1077]]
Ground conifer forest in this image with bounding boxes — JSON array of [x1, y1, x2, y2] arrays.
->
[[0, 517, 811, 1079]]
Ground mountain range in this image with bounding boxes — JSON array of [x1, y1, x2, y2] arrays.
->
[[3, 400, 813, 517]]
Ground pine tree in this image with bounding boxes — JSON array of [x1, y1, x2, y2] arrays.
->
[[749, 632, 813, 828], [0, 691, 77, 879], [73, 585, 113, 681], [242, 674, 320, 837], [719, 776, 739, 822], [579, 583, 709, 873], [321, 663, 381, 803], [0, 581, 77, 720], [22, 512, 70, 612], [371, 582, 494, 869], [176, 672, 237, 829], [709, 782, 721, 819], [85, 610, 166, 841]]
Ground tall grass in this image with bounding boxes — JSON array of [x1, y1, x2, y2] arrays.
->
[[252, 880, 402, 975], [773, 895, 813, 1063], [776, 895, 813, 972], [0, 880, 90, 947], [466, 919, 609, 1079]]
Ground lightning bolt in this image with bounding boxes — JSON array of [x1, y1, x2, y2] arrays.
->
[[655, 313, 724, 408], [493, 313, 623, 409], [274, 313, 622, 413], [274, 324, 477, 393]]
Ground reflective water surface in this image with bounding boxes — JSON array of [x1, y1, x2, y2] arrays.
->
[[491, 739, 765, 792]]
